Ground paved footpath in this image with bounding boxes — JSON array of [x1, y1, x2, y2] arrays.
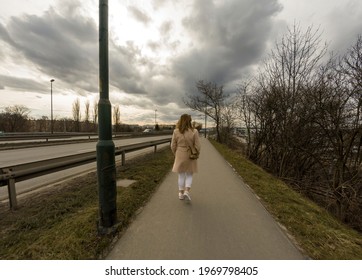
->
[[106, 138, 306, 260]]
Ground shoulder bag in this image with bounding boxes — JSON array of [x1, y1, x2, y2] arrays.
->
[[183, 133, 199, 160]]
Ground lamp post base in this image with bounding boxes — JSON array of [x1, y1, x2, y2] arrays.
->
[[97, 140, 117, 229]]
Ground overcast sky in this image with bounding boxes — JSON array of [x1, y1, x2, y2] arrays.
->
[[0, 0, 361, 125]]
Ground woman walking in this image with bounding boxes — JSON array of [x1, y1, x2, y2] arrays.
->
[[171, 114, 201, 201]]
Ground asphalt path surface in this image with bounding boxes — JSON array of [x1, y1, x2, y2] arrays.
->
[[0, 136, 170, 203], [106, 138, 306, 260]]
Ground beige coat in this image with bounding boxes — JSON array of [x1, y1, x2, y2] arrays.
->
[[171, 128, 201, 173]]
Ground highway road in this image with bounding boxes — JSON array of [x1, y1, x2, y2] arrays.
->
[[0, 135, 171, 203]]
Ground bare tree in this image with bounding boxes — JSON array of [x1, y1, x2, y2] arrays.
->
[[238, 26, 362, 228], [37, 116, 48, 132], [249, 23, 327, 177], [185, 80, 229, 142], [113, 104, 121, 134], [84, 100, 90, 132], [93, 100, 98, 132], [220, 99, 238, 144], [0, 105, 30, 132], [236, 79, 260, 158], [72, 98, 82, 132], [309, 36, 362, 222]]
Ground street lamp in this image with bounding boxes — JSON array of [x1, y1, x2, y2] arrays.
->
[[50, 79, 55, 134], [155, 109, 157, 126], [97, 0, 117, 232]]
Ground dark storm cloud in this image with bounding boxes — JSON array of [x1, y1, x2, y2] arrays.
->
[[0, 22, 15, 45], [0, 5, 99, 93], [0, 75, 46, 92], [172, 0, 282, 92], [0, 2, 148, 97], [109, 41, 147, 94], [0, 0, 285, 124]]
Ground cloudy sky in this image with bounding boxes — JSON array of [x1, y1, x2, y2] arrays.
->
[[0, 0, 361, 125]]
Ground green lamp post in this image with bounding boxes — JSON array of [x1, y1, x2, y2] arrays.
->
[[97, 0, 117, 232]]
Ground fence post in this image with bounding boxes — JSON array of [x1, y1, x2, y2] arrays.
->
[[121, 151, 126, 166], [154, 145, 157, 153], [7, 178, 17, 209]]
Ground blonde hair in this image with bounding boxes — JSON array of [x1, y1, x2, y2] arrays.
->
[[176, 114, 193, 134]]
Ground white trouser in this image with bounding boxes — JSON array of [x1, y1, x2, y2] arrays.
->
[[178, 172, 193, 190]]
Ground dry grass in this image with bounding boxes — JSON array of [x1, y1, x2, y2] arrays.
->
[[1, 140, 361, 260], [0, 148, 174, 259]]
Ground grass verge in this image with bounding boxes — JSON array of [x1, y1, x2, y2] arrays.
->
[[0, 148, 174, 259], [210, 139, 362, 259]]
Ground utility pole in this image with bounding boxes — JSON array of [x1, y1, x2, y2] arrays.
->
[[97, 0, 117, 233]]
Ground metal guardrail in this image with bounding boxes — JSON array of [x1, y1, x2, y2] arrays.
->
[[0, 131, 173, 142], [0, 132, 98, 141], [0, 138, 171, 209]]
